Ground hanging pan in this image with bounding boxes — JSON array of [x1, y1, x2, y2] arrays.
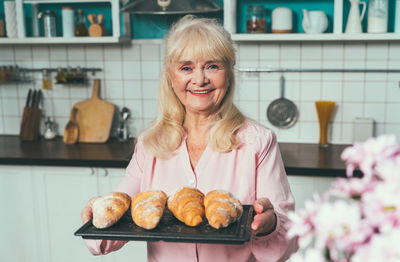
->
[[266, 76, 298, 128]]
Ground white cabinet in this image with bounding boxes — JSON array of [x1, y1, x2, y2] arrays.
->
[[0, 166, 40, 262], [288, 175, 336, 210], [0, 165, 147, 262], [0, 0, 131, 44], [224, 0, 400, 42]]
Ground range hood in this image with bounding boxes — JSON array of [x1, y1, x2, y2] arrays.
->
[[120, 0, 222, 15]]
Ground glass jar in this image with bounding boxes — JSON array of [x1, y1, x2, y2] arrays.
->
[[246, 5, 266, 33], [42, 69, 52, 90], [368, 0, 388, 33]]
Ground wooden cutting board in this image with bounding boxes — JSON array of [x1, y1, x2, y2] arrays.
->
[[73, 79, 115, 143]]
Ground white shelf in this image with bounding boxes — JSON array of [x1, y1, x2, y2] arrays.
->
[[0, 36, 131, 44], [232, 33, 400, 42], [7, 0, 131, 44], [225, 0, 400, 42], [24, 0, 113, 3]]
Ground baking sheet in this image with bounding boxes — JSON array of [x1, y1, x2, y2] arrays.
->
[[75, 205, 254, 244]]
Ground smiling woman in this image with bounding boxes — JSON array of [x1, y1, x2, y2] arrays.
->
[[81, 15, 298, 262]]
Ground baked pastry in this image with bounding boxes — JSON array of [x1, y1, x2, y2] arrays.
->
[[92, 192, 131, 229], [131, 190, 167, 230], [167, 187, 205, 227], [204, 190, 243, 229]]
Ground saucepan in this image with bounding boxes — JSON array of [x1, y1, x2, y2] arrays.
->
[[266, 76, 298, 128]]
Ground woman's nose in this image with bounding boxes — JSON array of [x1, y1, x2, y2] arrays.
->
[[191, 69, 208, 86]]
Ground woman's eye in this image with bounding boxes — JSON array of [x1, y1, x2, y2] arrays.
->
[[207, 64, 220, 70], [180, 66, 192, 72]]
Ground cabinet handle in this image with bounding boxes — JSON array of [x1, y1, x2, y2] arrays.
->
[[97, 168, 108, 177]]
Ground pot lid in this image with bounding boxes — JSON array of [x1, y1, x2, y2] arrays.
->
[[120, 0, 222, 15]]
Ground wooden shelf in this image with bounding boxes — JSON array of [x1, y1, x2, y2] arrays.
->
[[0, 36, 131, 44], [231, 33, 400, 42]]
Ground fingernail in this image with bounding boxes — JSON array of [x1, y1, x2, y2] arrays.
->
[[251, 224, 257, 230]]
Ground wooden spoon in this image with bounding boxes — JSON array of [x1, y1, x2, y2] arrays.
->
[[63, 107, 79, 144]]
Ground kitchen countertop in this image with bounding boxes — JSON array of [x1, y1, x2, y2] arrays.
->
[[0, 135, 354, 177]]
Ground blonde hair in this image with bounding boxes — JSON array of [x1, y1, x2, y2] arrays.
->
[[142, 15, 246, 158]]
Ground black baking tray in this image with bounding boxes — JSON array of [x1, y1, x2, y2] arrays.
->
[[75, 205, 254, 244]]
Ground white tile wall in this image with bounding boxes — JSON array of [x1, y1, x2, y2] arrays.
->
[[0, 40, 400, 144]]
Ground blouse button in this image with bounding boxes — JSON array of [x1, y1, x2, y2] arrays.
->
[[189, 179, 195, 186]]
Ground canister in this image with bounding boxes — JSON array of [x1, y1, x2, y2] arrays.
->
[[62, 7, 74, 37], [38, 10, 57, 37]]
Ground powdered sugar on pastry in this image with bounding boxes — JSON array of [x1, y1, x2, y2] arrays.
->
[[92, 192, 131, 229], [204, 190, 243, 229], [131, 190, 167, 230]]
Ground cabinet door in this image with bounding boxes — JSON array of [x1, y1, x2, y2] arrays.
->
[[97, 168, 148, 262], [32, 166, 99, 262], [288, 175, 336, 210], [0, 166, 40, 262]]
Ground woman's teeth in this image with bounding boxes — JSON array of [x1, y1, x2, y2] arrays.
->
[[190, 90, 212, 94]]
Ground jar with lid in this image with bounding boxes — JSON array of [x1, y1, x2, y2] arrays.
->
[[368, 0, 388, 33], [246, 5, 266, 33]]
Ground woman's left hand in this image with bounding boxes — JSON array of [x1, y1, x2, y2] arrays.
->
[[251, 198, 277, 236]]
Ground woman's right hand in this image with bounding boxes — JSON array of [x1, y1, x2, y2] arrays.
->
[[81, 196, 100, 224]]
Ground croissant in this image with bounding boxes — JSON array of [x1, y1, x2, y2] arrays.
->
[[204, 190, 243, 229], [92, 192, 131, 229], [131, 190, 167, 230], [167, 187, 205, 227]]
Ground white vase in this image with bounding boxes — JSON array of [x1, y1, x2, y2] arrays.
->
[[4, 1, 18, 38]]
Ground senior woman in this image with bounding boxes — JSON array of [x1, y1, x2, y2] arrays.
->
[[81, 15, 297, 261]]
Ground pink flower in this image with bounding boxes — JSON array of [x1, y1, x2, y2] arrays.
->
[[329, 177, 376, 199], [361, 182, 400, 232], [352, 230, 400, 262], [341, 135, 400, 179], [288, 134, 400, 262]]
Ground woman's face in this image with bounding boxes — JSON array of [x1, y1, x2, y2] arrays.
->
[[169, 54, 229, 117]]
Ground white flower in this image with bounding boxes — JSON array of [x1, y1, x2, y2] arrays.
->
[[362, 182, 400, 232], [352, 230, 400, 262], [313, 200, 362, 250]]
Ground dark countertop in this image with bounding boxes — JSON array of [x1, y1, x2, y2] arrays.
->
[[0, 135, 352, 177]]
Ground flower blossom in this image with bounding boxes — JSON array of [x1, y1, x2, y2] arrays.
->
[[341, 134, 400, 179]]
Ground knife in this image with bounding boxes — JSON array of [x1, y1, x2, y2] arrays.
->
[[25, 89, 32, 107], [35, 90, 42, 108], [30, 90, 37, 108]]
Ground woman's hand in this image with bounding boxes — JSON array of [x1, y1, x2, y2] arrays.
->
[[81, 196, 100, 224], [251, 198, 277, 236]]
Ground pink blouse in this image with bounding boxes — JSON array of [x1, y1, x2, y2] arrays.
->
[[84, 120, 298, 261]]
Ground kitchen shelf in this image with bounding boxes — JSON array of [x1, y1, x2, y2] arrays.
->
[[0, 36, 131, 44], [231, 33, 400, 42], [224, 0, 400, 42], [0, 0, 131, 44]]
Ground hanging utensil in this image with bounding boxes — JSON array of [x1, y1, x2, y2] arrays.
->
[[266, 76, 298, 128]]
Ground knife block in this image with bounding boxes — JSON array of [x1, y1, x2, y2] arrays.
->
[[19, 107, 42, 141]]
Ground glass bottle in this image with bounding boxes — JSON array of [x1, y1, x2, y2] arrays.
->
[[42, 69, 52, 90], [74, 9, 88, 36], [246, 5, 266, 33], [55, 67, 66, 83], [368, 0, 388, 33], [65, 66, 75, 83]]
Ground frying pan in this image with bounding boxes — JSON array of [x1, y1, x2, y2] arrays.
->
[[266, 76, 298, 128]]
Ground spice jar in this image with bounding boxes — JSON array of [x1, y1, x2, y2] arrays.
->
[[246, 5, 266, 33], [42, 69, 52, 90]]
